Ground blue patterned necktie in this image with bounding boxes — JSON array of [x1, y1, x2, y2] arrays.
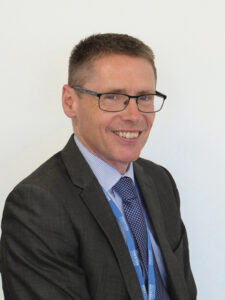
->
[[113, 176, 171, 300], [113, 176, 148, 278]]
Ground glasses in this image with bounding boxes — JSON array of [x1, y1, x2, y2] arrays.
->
[[70, 86, 167, 113]]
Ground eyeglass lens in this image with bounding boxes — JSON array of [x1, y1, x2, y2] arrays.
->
[[99, 94, 164, 112]]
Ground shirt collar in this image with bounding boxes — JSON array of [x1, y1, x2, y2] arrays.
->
[[74, 135, 134, 192]]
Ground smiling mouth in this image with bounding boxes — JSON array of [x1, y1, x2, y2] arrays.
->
[[114, 131, 141, 139]]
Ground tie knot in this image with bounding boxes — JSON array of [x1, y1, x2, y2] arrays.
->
[[113, 176, 137, 201]]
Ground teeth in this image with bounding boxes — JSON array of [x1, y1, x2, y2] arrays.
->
[[115, 131, 139, 139]]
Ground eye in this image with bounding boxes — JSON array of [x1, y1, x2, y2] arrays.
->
[[102, 94, 123, 101], [138, 94, 154, 101]]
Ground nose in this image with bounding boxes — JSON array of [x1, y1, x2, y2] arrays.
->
[[121, 98, 141, 122]]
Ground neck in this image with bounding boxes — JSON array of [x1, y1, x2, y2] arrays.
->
[[110, 161, 130, 175]]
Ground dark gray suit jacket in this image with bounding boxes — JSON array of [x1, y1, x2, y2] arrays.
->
[[1, 135, 197, 300]]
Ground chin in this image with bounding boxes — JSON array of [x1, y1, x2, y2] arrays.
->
[[118, 153, 140, 164]]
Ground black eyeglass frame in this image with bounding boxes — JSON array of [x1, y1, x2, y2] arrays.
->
[[70, 85, 167, 113]]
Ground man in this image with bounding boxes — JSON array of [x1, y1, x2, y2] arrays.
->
[[1, 33, 197, 300]]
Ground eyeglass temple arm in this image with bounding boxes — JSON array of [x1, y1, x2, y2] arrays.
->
[[155, 91, 167, 100], [71, 86, 99, 97]]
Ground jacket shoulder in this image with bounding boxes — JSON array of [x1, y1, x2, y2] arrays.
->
[[136, 157, 176, 184], [14, 151, 64, 188]]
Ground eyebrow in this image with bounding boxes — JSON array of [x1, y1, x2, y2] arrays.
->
[[102, 88, 156, 95]]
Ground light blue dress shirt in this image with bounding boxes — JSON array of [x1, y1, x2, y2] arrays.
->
[[74, 136, 167, 286]]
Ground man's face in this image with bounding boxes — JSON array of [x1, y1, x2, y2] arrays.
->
[[66, 54, 156, 174]]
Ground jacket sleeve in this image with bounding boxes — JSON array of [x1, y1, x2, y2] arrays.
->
[[1, 184, 92, 300]]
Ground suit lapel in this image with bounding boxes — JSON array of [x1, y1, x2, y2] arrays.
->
[[134, 161, 168, 248], [134, 161, 189, 300], [61, 135, 143, 300]]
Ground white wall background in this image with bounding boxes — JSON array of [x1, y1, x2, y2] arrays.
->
[[0, 0, 224, 299]]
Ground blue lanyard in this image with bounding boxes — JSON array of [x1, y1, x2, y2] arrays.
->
[[103, 189, 156, 300]]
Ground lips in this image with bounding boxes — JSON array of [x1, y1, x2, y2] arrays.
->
[[114, 131, 140, 139]]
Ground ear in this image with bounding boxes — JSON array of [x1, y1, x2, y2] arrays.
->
[[62, 84, 78, 118]]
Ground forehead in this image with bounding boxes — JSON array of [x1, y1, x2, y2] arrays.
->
[[85, 54, 156, 92]]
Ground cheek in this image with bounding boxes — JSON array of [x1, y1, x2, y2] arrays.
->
[[79, 108, 107, 140], [146, 114, 155, 128], [96, 113, 115, 132], [77, 102, 96, 127]]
